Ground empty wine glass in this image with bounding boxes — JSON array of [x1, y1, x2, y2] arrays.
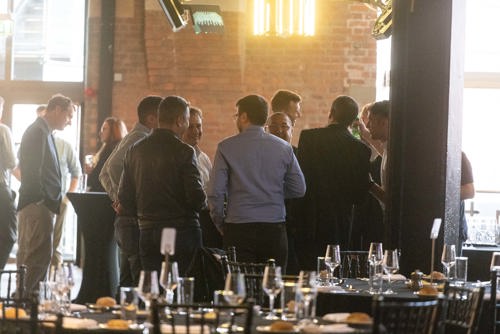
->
[[159, 261, 179, 303], [382, 250, 399, 294], [324, 244, 341, 286], [368, 242, 383, 294], [262, 265, 283, 320], [222, 273, 246, 332], [297, 271, 317, 325], [441, 244, 456, 280], [137, 270, 160, 311], [223, 272, 246, 305]]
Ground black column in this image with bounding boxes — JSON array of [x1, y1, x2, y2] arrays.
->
[[97, 0, 115, 127], [387, 0, 465, 274]]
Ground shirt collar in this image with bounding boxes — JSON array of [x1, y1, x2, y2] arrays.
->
[[134, 122, 151, 133]]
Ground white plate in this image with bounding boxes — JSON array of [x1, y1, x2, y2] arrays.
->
[[322, 313, 350, 323], [256, 325, 299, 333]]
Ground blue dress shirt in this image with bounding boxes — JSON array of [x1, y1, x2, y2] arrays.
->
[[207, 125, 306, 230]]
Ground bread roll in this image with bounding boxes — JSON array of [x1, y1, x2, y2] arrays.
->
[[96, 296, 117, 307], [419, 285, 439, 296], [346, 312, 371, 323], [4, 307, 27, 319], [270, 321, 294, 331], [107, 319, 130, 330]]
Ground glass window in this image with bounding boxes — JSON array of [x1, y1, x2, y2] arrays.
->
[[464, 0, 500, 73], [11, 0, 85, 81]]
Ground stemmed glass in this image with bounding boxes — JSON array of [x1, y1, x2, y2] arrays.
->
[[324, 244, 341, 286], [368, 242, 383, 294], [297, 271, 317, 325], [222, 273, 246, 332], [441, 244, 456, 280], [382, 250, 399, 294], [262, 265, 284, 320], [159, 261, 179, 303], [137, 270, 160, 311], [49, 264, 72, 315]]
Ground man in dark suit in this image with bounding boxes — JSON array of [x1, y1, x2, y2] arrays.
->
[[294, 95, 372, 270], [17, 94, 74, 293]]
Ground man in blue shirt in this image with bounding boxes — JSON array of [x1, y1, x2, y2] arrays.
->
[[207, 94, 306, 270]]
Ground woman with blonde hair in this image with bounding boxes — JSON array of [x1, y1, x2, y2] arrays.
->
[[86, 117, 127, 191]]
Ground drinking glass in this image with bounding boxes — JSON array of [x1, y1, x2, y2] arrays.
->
[[368, 242, 383, 294], [382, 250, 399, 294], [49, 264, 71, 315], [223, 272, 246, 305], [159, 261, 179, 303], [262, 265, 283, 320], [324, 244, 341, 285], [137, 270, 160, 311], [441, 244, 456, 280], [222, 273, 246, 332], [297, 271, 317, 325]]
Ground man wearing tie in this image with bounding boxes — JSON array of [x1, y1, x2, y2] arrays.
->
[[17, 94, 74, 293]]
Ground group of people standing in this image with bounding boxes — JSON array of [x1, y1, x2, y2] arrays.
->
[[3, 90, 462, 297]]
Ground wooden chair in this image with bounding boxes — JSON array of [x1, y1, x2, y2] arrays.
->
[[0, 292, 63, 334], [151, 299, 253, 334], [436, 282, 484, 334], [372, 295, 439, 334], [340, 251, 369, 278], [0, 265, 27, 300], [491, 270, 500, 334]]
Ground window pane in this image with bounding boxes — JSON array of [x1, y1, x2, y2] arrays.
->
[[12, 0, 84, 81], [465, 0, 500, 72], [462, 88, 500, 191]]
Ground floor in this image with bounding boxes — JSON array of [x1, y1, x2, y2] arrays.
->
[[1, 262, 82, 301]]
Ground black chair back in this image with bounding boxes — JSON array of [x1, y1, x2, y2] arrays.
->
[[151, 299, 253, 334], [0, 292, 63, 334], [340, 251, 369, 278], [372, 295, 439, 334], [437, 282, 484, 334], [0, 265, 27, 300]]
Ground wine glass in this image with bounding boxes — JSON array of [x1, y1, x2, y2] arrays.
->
[[382, 250, 399, 294], [324, 244, 341, 286], [222, 273, 246, 332], [159, 261, 179, 303], [441, 244, 456, 280], [368, 242, 383, 294], [297, 271, 317, 325], [223, 272, 246, 305], [262, 265, 283, 320], [137, 270, 160, 311]]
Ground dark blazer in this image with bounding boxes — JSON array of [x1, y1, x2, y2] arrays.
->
[[294, 123, 371, 249], [118, 128, 206, 226], [18, 117, 62, 214]]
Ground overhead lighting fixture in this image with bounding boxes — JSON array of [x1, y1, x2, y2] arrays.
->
[[253, 0, 316, 37], [158, 0, 188, 32]]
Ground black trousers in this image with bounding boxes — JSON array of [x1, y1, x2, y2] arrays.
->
[[114, 216, 142, 288], [223, 222, 287, 271]]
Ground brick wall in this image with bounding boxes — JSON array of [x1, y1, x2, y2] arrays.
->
[[85, 0, 377, 160]]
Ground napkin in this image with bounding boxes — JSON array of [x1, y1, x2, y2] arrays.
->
[[322, 313, 350, 323], [302, 324, 355, 333], [316, 285, 345, 293], [70, 303, 87, 312], [161, 324, 211, 334], [382, 274, 406, 281], [63, 317, 99, 329]]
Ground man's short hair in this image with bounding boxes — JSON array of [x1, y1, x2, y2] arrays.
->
[[189, 106, 203, 118], [370, 100, 390, 119], [137, 96, 162, 124], [271, 90, 302, 113], [158, 96, 189, 124], [46, 94, 73, 113], [329, 95, 359, 127], [236, 94, 268, 126]]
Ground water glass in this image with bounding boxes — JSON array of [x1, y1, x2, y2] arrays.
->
[[296, 271, 317, 325], [120, 287, 138, 321], [176, 277, 195, 304], [316, 257, 332, 287], [324, 244, 341, 285], [280, 281, 299, 321], [382, 250, 399, 294], [262, 265, 283, 320], [78, 174, 88, 192], [137, 270, 159, 310], [453, 257, 468, 286], [368, 242, 383, 294], [39, 281, 54, 316]]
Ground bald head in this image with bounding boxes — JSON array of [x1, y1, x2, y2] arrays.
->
[[266, 112, 293, 143]]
